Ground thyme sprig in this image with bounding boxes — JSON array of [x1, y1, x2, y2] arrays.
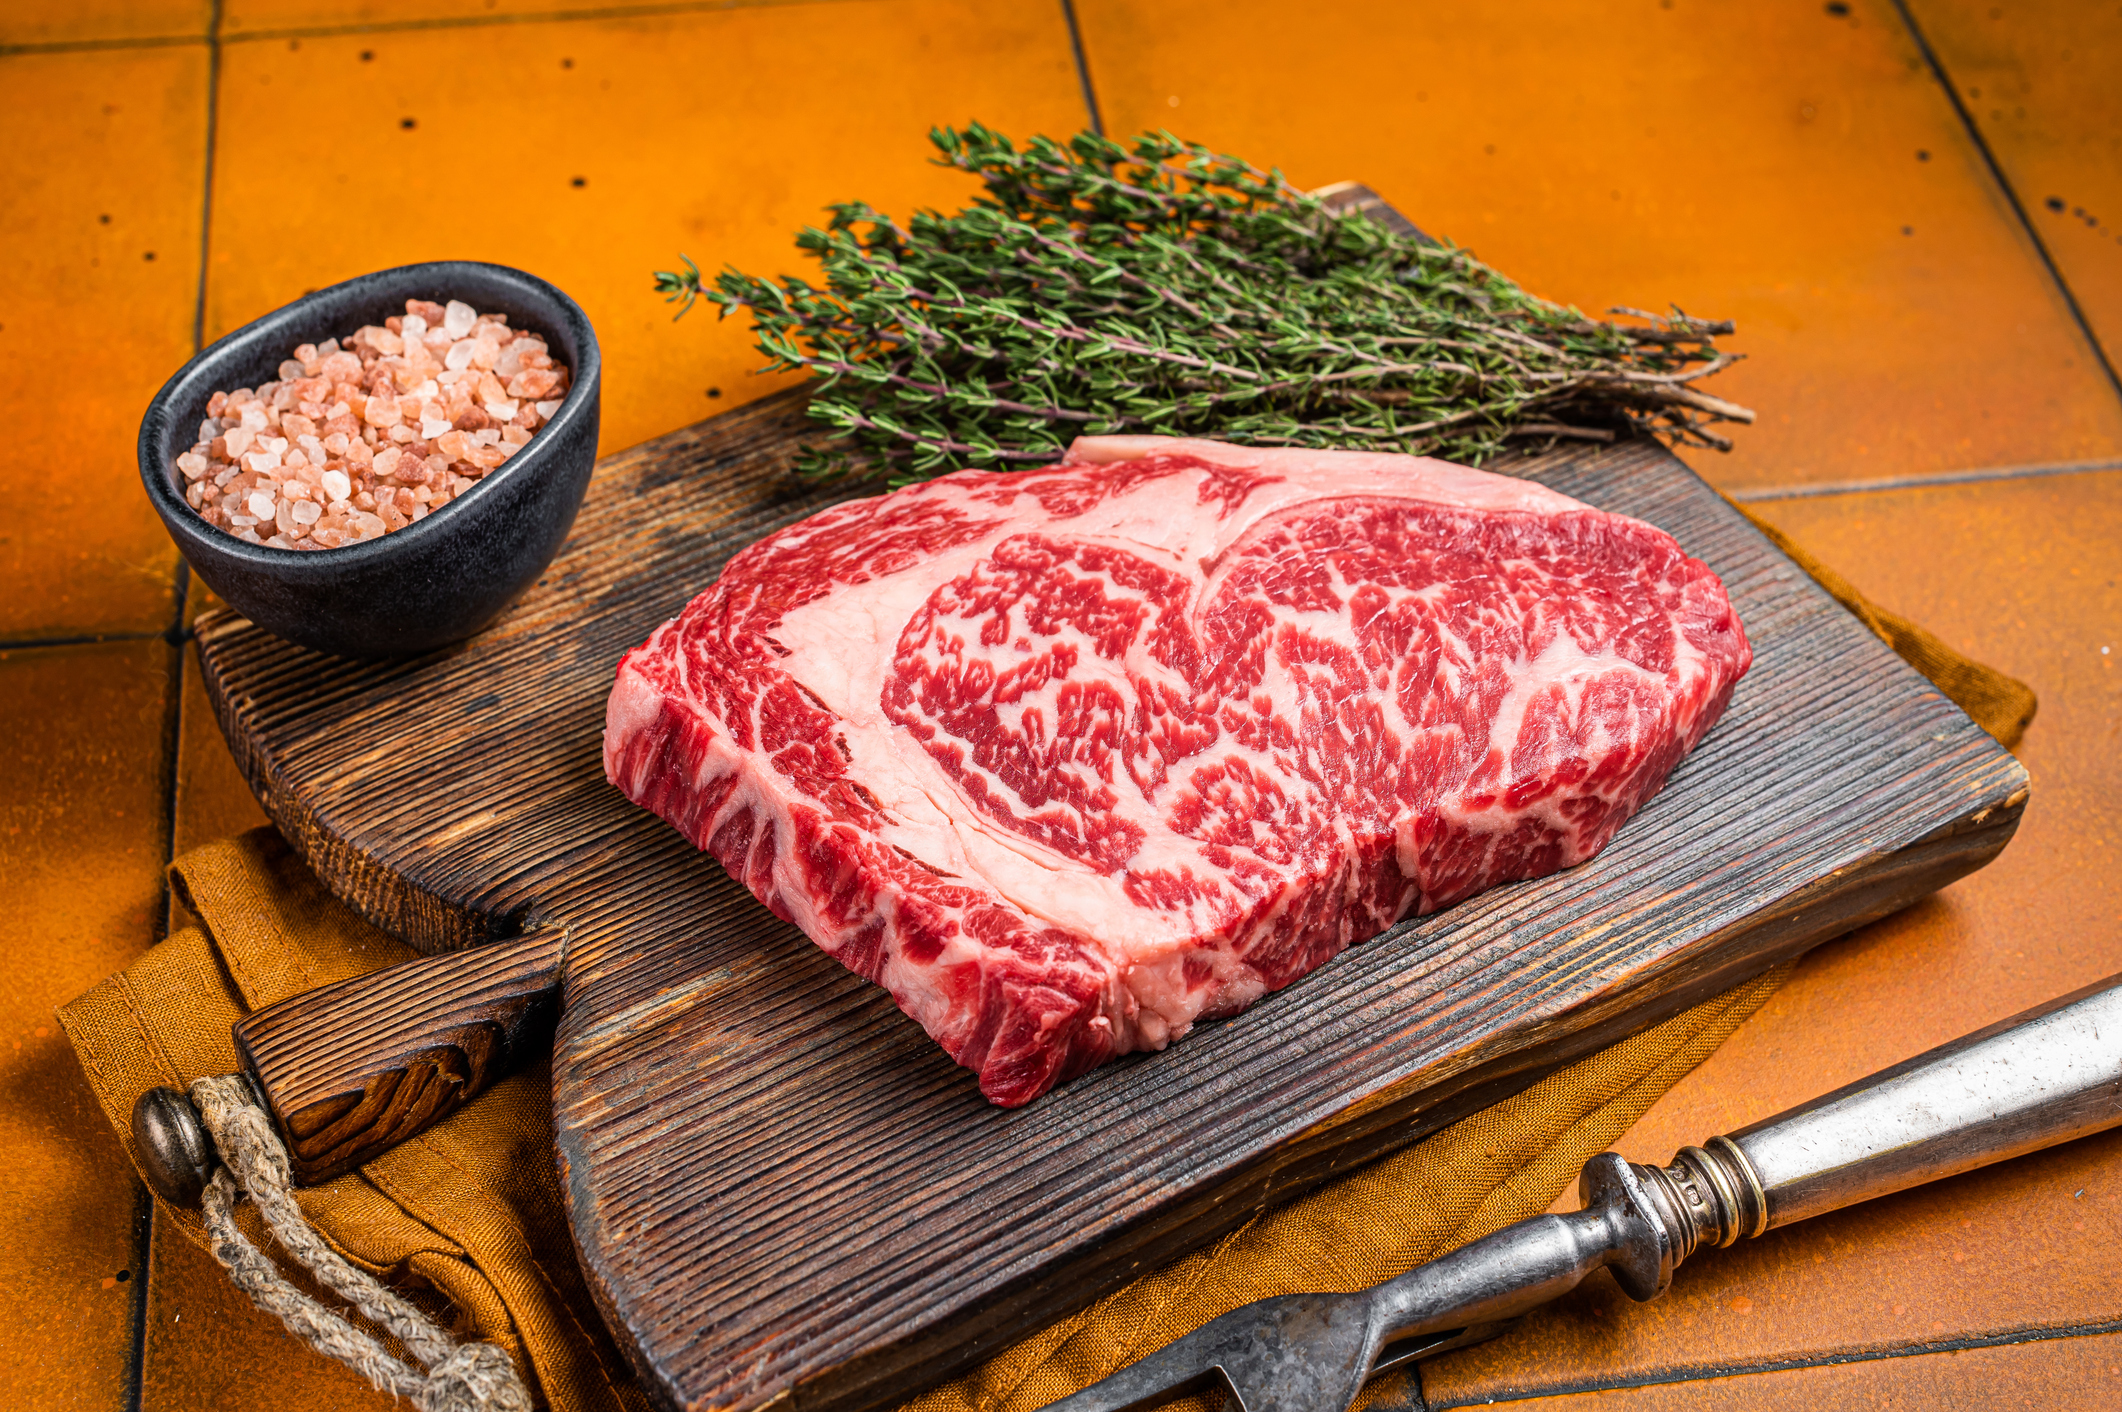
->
[[656, 125, 1751, 482]]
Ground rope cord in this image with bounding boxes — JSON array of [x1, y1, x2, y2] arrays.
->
[[189, 1074, 534, 1412]]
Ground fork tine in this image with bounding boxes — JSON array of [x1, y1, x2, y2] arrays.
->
[[1035, 1317, 1236, 1412]]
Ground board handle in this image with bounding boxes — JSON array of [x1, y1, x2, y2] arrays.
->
[[131, 928, 564, 1204]]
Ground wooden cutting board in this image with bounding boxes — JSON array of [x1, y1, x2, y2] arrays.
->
[[195, 388, 2028, 1412]]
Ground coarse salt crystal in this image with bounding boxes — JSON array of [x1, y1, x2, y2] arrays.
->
[[185, 298, 565, 551], [534, 399, 562, 420], [508, 368, 562, 400]]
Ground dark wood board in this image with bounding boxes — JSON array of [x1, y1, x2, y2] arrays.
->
[[196, 388, 2029, 1412]]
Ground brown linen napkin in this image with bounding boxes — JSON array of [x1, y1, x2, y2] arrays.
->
[[59, 540, 2035, 1411]]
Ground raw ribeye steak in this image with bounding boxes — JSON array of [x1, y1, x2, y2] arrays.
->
[[604, 436, 1752, 1105]]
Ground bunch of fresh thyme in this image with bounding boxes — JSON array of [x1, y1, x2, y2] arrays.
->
[[656, 124, 1751, 482]]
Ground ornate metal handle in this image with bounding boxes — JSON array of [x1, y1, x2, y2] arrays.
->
[[1630, 972, 2122, 1268], [1039, 973, 2122, 1412]]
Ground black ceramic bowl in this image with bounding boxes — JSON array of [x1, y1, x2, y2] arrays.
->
[[139, 261, 601, 658]]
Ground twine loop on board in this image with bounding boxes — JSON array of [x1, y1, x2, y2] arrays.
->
[[188, 1074, 534, 1412]]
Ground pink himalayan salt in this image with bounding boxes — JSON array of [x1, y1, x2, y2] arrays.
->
[[178, 298, 572, 549]]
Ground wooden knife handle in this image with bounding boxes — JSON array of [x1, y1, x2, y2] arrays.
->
[[132, 929, 563, 1203]]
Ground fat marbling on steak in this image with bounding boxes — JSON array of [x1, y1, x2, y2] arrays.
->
[[603, 436, 1752, 1105]]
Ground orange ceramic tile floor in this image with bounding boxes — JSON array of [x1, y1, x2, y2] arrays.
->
[[2, 1, 2116, 1407]]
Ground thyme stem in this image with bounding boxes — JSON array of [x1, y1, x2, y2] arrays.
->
[[655, 124, 1752, 480]]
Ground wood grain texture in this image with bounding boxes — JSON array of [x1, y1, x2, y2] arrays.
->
[[233, 929, 563, 1184], [194, 389, 2028, 1412]]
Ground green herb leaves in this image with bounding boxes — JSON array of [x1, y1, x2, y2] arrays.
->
[[657, 125, 1750, 482]]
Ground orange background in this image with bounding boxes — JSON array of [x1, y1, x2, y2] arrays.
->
[[2, 1, 2117, 1407]]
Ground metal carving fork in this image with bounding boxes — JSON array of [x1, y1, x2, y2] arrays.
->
[[1042, 973, 2122, 1412]]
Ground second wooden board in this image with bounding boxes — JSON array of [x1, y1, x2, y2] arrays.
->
[[198, 391, 2027, 1412]]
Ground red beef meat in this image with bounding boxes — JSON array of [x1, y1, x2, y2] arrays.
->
[[604, 437, 1752, 1105]]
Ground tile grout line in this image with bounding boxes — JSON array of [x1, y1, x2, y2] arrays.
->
[[0, 631, 168, 651], [1888, 0, 2122, 405], [0, 33, 204, 57], [191, 0, 222, 354], [1421, 1315, 2122, 1408], [1731, 457, 2122, 503], [125, 0, 222, 1399], [0, 0, 862, 58], [1057, 0, 1104, 137], [122, 1184, 154, 1412], [127, 559, 186, 1412]]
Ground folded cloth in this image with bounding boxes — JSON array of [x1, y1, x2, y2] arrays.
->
[[59, 830, 650, 1412], [59, 527, 2034, 1412]]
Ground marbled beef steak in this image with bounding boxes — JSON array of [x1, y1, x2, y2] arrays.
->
[[603, 436, 1752, 1104]]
